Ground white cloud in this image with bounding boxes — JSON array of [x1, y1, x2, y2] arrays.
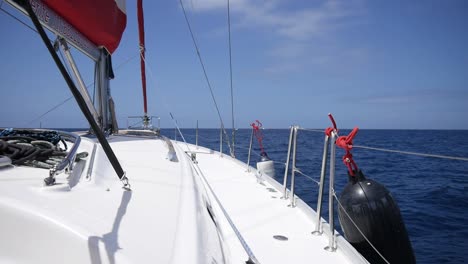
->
[[185, 0, 366, 74], [187, 0, 363, 39]]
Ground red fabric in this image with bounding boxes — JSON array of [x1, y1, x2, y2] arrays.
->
[[43, 0, 126, 53], [137, 0, 147, 114]]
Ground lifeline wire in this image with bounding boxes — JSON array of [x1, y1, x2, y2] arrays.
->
[[298, 127, 468, 162], [298, 128, 324, 133], [293, 164, 389, 263], [227, 0, 235, 157], [174, 133, 286, 166], [333, 191, 391, 264], [295, 169, 321, 186], [178, 0, 233, 155], [354, 145, 468, 162]]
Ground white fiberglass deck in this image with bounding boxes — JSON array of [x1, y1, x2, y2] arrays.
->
[[176, 142, 368, 264], [0, 134, 225, 263], [0, 132, 368, 263]]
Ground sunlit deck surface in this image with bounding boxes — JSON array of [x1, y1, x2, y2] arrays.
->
[[0, 132, 367, 263], [176, 142, 368, 263]]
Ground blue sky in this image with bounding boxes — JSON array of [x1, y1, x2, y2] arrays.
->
[[0, 0, 467, 129]]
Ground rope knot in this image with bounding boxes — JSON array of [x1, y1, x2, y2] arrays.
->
[[251, 120, 265, 153], [336, 127, 359, 176], [325, 127, 334, 137]]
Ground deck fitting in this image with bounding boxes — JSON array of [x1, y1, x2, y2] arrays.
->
[[273, 235, 288, 241]]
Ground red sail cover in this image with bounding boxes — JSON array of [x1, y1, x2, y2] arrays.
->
[[42, 0, 126, 54]]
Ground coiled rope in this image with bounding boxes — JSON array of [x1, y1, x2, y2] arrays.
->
[[0, 130, 68, 169]]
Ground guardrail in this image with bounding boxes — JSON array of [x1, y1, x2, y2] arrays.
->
[[282, 126, 338, 250]]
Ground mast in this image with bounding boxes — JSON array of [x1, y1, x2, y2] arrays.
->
[[137, 0, 149, 127]]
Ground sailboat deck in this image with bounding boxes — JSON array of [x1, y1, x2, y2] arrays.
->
[[176, 142, 368, 264], [0, 135, 223, 263], [0, 133, 368, 263]]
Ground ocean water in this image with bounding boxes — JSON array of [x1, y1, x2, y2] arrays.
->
[[161, 128, 468, 264]]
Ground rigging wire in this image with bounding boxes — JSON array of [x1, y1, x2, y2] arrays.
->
[[227, 0, 235, 157], [140, 52, 199, 136], [20, 0, 127, 184], [169, 112, 192, 152], [353, 145, 468, 162], [292, 163, 389, 263], [0, 4, 38, 34], [298, 127, 468, 162], [24, 53, 139, 126], [138, 53, 173, 121], [295, 169, 321, 186], [26, 97, 74, 126], [128, 119, 143, 129], [36, 42, 75, 128], [2, 7, 74, 127], [178, 0, 233, 155]]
